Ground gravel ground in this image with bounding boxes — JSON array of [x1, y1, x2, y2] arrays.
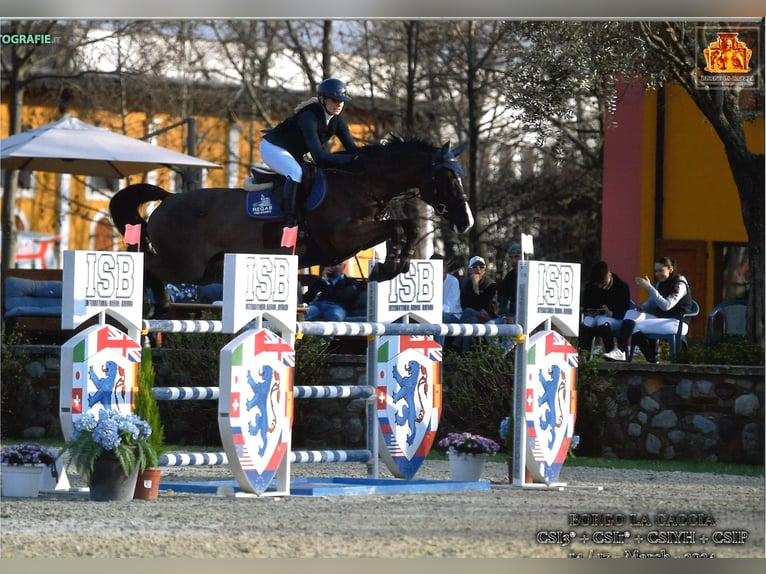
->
[[1, 459, 763, 559]]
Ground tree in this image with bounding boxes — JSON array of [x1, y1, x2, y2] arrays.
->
[[0, 19, 144, 276], [502, 20, 764, 342]]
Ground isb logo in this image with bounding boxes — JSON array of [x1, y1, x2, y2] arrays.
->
[[386, 260, 436, 305], [534, 263, 575, 308], [243, 256, 291, 303], [83, 252, 137, 299]]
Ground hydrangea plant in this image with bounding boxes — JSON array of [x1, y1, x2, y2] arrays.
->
[[438, 432, 501, 456], [62, 410, 158, 478]]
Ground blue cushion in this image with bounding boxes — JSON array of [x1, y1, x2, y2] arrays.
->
[[4, 277, 62, 317]]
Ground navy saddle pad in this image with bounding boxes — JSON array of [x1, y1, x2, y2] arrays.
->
[[245, 170, 327, 220]]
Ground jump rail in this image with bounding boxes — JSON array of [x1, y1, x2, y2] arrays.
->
[[143, 319, 525, 338]]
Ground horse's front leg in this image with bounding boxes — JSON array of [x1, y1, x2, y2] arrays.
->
[[370, 218, 418, 282], [324, 219, 414, 282]]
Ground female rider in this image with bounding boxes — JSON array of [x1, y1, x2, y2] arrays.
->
[[259, 78, 361, 233]]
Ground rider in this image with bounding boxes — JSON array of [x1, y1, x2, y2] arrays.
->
[[259, 77, 362, 236]]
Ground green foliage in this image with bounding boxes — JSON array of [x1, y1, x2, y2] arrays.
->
[[294, 335, 331, 386], [677, 336, 764, 366], [134, 343, 165, 456], [62, 410, 159, 478], [573, 354, 616, 456], [0, 332, 33, 437], [439, 342, 514, 443]]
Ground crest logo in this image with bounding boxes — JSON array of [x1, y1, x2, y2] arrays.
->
[[696, 26, 759, 90], [524, 330, 577, 485], [60, 324, 141, 440], [704, 32, 752, 73], [377, 335, 442, 479], [219, 328, 294, 495]]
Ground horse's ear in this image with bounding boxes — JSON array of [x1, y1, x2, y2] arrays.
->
[[440, 142, 451, 156], [451, 142, 467, 157]]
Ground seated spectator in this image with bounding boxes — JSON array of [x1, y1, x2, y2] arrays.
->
[[302, 263, 359, 322], [579, 261, 631, 357], [604, 256, 693, 363], [498, 242, 522, 322], [431, 253, 462, 350], [457, 255, 498, 354]]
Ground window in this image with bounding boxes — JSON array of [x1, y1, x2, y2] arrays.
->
[[716, 243, 749, 302], [0, 169, 36, 198], [85, 176, 121, 200]]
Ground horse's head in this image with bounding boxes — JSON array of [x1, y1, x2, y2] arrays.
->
[[424, 142, 474, 233]]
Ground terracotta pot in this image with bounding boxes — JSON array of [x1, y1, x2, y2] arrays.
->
[[134, 467, 162, 500]]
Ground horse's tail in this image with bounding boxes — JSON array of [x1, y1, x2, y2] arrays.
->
[[109, 183, 170, 236]]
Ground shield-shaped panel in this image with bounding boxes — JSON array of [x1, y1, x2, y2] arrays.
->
[[377, 335, 442, 479], [60, 324, 141, 440], [524, 330, 578, 485], [219, 328, 294, 495]]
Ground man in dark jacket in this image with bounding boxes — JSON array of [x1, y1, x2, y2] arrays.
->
[[579, 260, 632, 356], [302, 263, 359, 322], [457, 255, 498, 353]]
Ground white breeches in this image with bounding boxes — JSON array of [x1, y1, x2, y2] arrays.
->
[[259, 139, 303, 182], [624, 309, 688, 336]]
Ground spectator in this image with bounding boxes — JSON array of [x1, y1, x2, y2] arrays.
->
[[430, 253, 462, 350], [302, 263, 359, 321], [604, 256, 693, 363], [579, 261, 632, 357], [457, 255, 498, 354], [431, 253, 462, 323], [498, 242, 522, 322]]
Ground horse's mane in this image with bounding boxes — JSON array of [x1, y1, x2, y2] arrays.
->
[[358, 134, 437, 170], [361, 133, 436, 154]]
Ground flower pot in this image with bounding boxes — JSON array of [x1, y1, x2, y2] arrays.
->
[[134, 467, 162, 500], [1, 463, 45, 497], [88, 452, 139, 501], [448, 452, 487, 481]]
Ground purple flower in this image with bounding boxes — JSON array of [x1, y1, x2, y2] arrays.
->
[[438, 432, 500, 455], [1, 442, 57, 466]]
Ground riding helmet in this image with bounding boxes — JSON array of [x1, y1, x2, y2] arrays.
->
[[318, 78, 352, 102]]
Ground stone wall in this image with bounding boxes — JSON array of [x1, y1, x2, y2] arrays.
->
[[587, 362, 764, 465], [4, 345, 763, 466]]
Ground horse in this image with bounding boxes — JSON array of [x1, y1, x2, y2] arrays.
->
[[109, 135, 474, 312]]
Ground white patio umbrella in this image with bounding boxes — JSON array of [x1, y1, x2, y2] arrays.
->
[[0, 116, 222, 178]]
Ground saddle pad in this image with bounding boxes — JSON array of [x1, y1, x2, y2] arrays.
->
[[245, 170, 328, 220]]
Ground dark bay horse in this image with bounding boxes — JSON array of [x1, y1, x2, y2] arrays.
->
[[109, 135, 473, 310]]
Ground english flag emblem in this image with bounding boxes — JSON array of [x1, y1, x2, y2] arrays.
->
[[524, 330, 578, 485], [377, 335, 442, 479], [219, 328, 294, 495], [60, 324, 141, 441]]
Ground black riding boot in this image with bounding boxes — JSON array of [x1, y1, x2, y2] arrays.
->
[[616, 319, 635, 353], [632, 332, 659, 363], [595, 323, 615, 352], [578, 325, 595, 355], [282, 177, 298, 228]]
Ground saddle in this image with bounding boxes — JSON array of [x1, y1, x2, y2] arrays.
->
[[243, 164, 328, 220]]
